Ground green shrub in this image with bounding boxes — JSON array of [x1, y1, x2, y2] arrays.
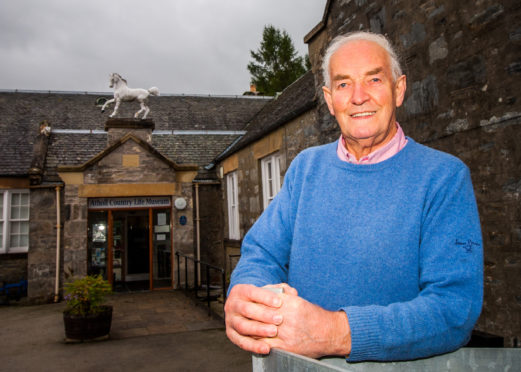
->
[[64, 275, 112, 316]]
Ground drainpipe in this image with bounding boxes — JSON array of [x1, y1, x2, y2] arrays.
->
[[54, 186, 61, 302], [195, 183, 201, 285]]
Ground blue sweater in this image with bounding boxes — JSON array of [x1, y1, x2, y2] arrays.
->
[[229, 138, 483, 362]]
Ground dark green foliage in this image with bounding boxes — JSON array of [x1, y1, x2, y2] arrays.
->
[[64, 275, 112, 316], [248, 25, 307, 96]]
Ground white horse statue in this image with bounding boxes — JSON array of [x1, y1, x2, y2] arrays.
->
[[101, 73, 160, 119]]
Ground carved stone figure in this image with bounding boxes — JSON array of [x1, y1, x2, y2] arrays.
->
[[101, 73, 159, 119]]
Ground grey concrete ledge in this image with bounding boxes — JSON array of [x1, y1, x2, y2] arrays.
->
[[253, 347, 521, 371]]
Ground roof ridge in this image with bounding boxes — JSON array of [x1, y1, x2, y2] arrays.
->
[[0, 89, 272, 99]]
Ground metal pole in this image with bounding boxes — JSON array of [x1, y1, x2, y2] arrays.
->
[[53, 186, 61, 303], [206, 265, 210, 316], [184, 256, 188, 292], [195, 183, 201, 286], [176, 253, 180, 289], [194, 259, 199, 296]]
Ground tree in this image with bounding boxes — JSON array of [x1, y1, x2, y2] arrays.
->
[[247, 25, 307, 96]]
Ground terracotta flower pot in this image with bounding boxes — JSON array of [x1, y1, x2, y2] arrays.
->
[[63, 305, 113, 342]]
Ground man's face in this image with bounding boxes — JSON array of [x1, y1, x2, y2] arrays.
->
[[322, 40, 406, 150]]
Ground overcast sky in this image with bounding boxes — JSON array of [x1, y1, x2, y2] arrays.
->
[[0, 0, 327, 95]]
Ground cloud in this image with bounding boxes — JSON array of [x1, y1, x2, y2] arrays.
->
[[0, 0, 326, 94]]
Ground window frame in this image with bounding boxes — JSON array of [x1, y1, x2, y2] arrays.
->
[[226, 172, 240, 240], [0, 189, 30, 254], [261, 153, 282, 210]]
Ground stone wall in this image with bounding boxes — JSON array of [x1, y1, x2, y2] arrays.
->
[[105, 118, 154, 145], [171, 185, 193, 289], [62, 184, 88, 282], [305, 0, 521, 346], [0, 254, 27, 284], [84, 141, 177, 185], [27, 187, 60, 303], [432, 113, 521, 346], [173, 183, 194, 256], [197, 183, 224, 284], [283, 110, 321, 166]]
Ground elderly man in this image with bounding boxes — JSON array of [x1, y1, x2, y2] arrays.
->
[[225, 31, 483, 362]]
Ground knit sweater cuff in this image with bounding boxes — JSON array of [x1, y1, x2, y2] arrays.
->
[[342, 306, 381, 362]]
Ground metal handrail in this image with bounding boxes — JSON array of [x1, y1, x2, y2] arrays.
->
[[175, 252, 226, 316]]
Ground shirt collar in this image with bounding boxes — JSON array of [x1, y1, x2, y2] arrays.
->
[[336, 122, 408, 165]]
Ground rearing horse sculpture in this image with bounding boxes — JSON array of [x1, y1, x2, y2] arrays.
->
[[101, 73, 160, 119]]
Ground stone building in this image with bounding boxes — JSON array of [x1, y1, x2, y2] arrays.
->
[[215, 0, 521, 347], [213, 71, 317, 272], [0, 91, 269, 302]]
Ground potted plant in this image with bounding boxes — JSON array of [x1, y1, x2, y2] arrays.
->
[[63, 275, 113, 342]]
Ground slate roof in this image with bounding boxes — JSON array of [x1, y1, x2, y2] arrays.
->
[[0, 71, 316, 182], [215, 70, 317, 162], [153, 134, 239, 166], [0, 91, 270, 180], [0, 112, 36, 177], [43, 133, 107, 181], [0, 91, 269, 131]]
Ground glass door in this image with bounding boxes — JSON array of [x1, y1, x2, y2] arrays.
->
[[112, 216, 125, 290], [152, 209, 172, 288], [125, 210, 150, 290], [89, 206, 173, 291], [87, 211, 108, 279]]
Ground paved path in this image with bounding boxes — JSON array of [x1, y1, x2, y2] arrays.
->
[[1, 290, 251, 371]]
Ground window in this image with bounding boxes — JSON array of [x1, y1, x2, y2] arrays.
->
[[226, 172, 240, 240], [261, 153, 281, 209], [0, 190, 30, 254]]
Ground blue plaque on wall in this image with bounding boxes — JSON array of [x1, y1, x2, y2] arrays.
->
[[179, 216, 187, 225]]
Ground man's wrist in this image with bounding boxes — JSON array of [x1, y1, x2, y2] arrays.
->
[[329, 310, 351, 357]]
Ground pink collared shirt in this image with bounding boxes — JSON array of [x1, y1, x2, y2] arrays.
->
[[336, 123, 408, 164]]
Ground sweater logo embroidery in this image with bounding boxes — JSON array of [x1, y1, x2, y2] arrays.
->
[[455, 239, 480, 253]]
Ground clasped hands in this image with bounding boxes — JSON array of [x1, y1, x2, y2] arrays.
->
[[224, 283, 351, 358]]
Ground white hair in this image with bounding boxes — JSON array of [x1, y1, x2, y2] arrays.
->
[[322, 31, 403, 88]]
